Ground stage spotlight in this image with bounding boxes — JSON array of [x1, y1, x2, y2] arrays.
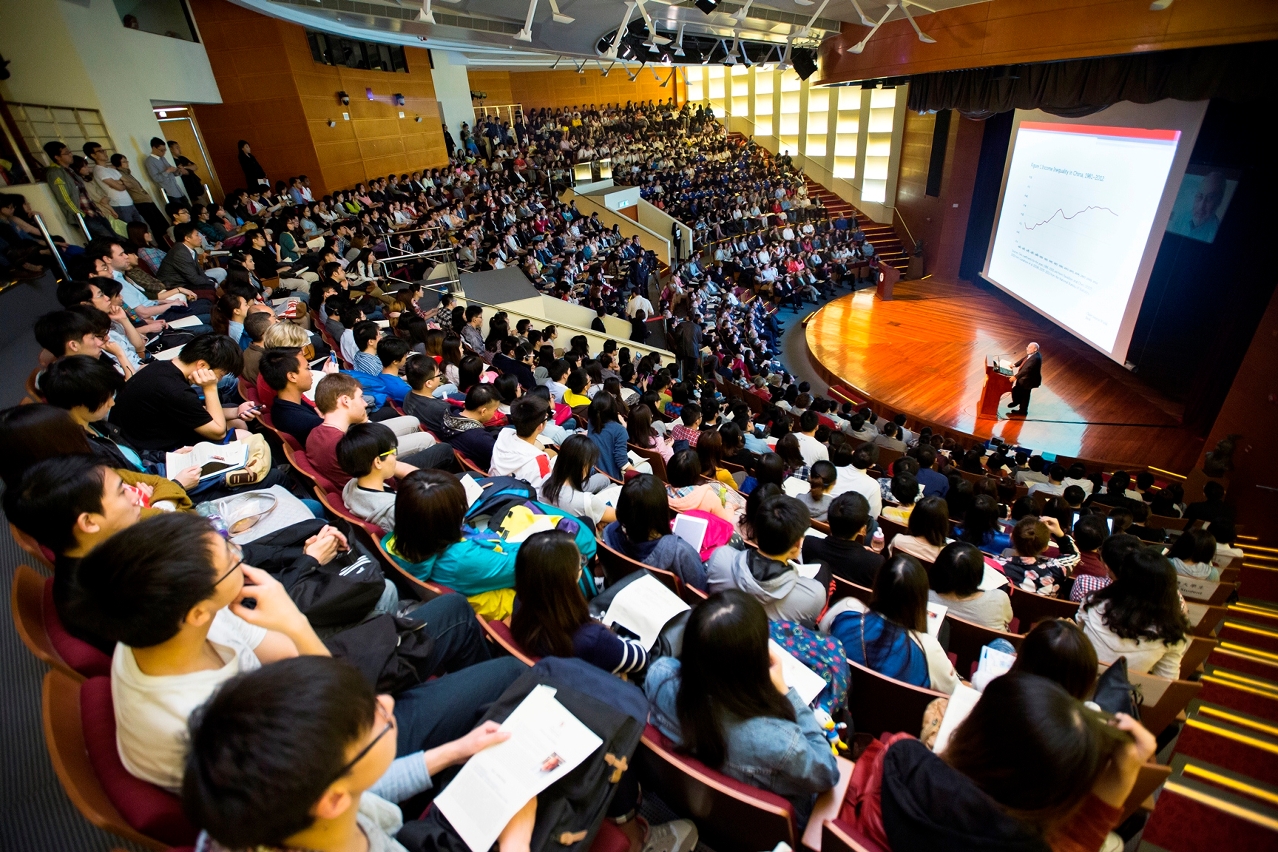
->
[[695, 0, 718, 13], [337, 90, 350, 105], [792, 47, 817, 80]]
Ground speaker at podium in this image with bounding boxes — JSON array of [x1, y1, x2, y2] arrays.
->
[[980, 355, 1016, 416]]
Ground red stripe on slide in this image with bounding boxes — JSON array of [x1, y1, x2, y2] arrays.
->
[[1020, 121, 1180, 142]]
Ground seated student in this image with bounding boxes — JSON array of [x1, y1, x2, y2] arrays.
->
[[337, 422, 400, 532], [820, 553, 960, 694], [562, 368, 593, 408], [707, 494, 826, 627], [849, 672, 1155, 850], [928, 542, 1012, 632], [1125, 500, 1166, 545], [110, 333, 258, 452], [802, 492, 884, 588], [1085, 471, 1138, 513], [544, 358, 571, 403], [1013, 454, 1050, 486], [182, 656, 537, 852], [602, 474, 706, 592], [879, 471, 920, 526], [645, 590, 839, 822], [586, 392, 635, 482], [1001, 516, 1076, 597], [441, 382, 501, 464], [797, 460, 836, 521], [1072, 531, 1140, 604], [374, 335, 413, 406], [628, 403, 673, 463], [888, 495, 949, 564], [259, 346, 321, 445], [68, 512, 523, 790], [384, 469, 519, 618], [350, 320, 383, 376], [1210, 517, 1245, 568], [662, 446, 742, 524], [238, 310, 276, 383], [541, 435, 617, 527], [1149, 481, 1185, 519], [401, 353, 449, 436], [955, 494, 1010, 556], [670, 402, 702, 450], [913, 445, 949, 499], [307, 373, 452, 490], [489, 394, 555, 488], [1000, 618, 1099, 699], [511, 530, 646, 674], [1167, 528, 1220, 581], [34, 308, 109, 370], [1078, 548, 1189, 678], [695, 429, 737, 489]]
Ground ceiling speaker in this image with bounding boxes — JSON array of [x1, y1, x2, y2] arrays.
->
[[792, 47, 817, 81]]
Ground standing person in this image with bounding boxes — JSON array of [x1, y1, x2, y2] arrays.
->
[[238, 139, 269, 190], [145, 137, 186, 204], [111, 153, 169, 235], [1008, 342, 1042, 416], [84, 142, 144, 225], [442, 123, 456, 158], [168, 140, 206, 203], [43, 140, 114, 238]]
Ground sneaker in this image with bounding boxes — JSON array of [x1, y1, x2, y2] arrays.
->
[[641, 818, 699, 852]]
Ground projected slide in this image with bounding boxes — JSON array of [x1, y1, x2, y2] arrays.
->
[[986, 122, 1180, 354]]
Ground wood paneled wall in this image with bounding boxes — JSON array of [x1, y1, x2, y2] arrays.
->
[[893, 109, 983, 282], [189, 0, 448, 198], [818, 0, 1278, 85], [468, 70, 515, 107], [484, 69, 683, 113]]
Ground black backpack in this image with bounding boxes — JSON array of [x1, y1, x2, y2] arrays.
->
[[243, 519, 387, 629], [400, 658, 648, 852], [323, 612, 436, 695]]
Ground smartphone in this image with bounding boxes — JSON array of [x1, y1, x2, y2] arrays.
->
[[200, 461, 236, 477]]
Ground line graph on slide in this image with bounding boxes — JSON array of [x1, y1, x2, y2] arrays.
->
[[1022, 204, 1119, 231]]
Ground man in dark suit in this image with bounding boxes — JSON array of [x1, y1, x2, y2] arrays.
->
[[1009, 342, 1041, 415], [157, 222, 218, 294]]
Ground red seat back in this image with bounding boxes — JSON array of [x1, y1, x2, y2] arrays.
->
[[42, 573, 113, 679], [635, 724, 797, 851], [846, 658, 946, 739]]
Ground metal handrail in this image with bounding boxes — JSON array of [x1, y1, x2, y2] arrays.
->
[[34, 212, 69, 280], [890, 206, 917, 251], [457, 292, 675, 360]]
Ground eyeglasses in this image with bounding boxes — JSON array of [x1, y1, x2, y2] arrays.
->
[[212, 541, 244, 586], [331, 701, 395, 782], [378, 447, 399, 460]]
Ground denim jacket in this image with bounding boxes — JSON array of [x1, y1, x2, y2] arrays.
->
[[644, 657, 839, 822]]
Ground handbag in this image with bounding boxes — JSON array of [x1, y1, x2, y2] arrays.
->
[[1092, 656, 1143, 717]]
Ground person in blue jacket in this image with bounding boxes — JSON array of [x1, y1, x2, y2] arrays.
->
[[586, 392, 633, 483], [645, 589, 839, 826]]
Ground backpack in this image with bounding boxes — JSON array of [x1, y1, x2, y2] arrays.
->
[[399, 658, 647, 852], [489, 500, 599, 598], [769, 619, 850, 715], [323, 612, 436, 695], [588, 570, 688, 678], [242, 519, 387, 629], [464, 475, 537, 527]]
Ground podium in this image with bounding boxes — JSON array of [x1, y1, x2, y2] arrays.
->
[[980, 356, 1014, 416], [874, 260, 900, 301]]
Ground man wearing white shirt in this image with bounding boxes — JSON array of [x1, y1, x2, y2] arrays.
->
[[1027, 463, 1068, 497], [1061, 462, 1094, 495], [828, 444, 883, 533], [144, 137, 186, 202], [626, 289, 654, 319], [85, 142, 144, 225], [794, 411, 830, 467]]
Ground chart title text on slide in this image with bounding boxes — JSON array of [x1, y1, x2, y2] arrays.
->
[[985, 122, 1180, 357]]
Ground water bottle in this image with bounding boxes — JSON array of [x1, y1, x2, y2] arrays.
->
[[196, 502, 230, 539], [871, 527, 885, 553]]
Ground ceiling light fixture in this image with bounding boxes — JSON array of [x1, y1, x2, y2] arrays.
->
[[416, 0, 434, 24], [601, 2, 637, 59], [547, 0, 574, 24], [513, 0, 538, 42], [899, 2, 936, 43], [673, 22, 686, 57]]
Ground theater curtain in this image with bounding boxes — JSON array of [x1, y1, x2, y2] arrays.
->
[[905, 41, 1277, 119]]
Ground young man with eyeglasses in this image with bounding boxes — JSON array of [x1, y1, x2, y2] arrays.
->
[[68, 512, 524, 791], [184, 656, 535, 852]]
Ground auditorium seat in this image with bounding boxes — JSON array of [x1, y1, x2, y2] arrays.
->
[[279, 441, 339, 493], [596, 540, 683, 599], [1141, 775, 1278, 852], [43, 670, 195, 850], [627, 442, 668, 481], [943, 614, 1024, 677], [480, 618, 538, 666], [635, 724, 799, 852], [1187, 602, 1230, 638], [11, 564, 112, 681], [1120, 667, 1202, 736], [846, 658, 946, 739], [829, 574, 874, 607], [821, 819, 888, 852], [452, 448, 488, 477], [370, 536, 454, 602], [311, 485, 385, 538], [1008, 585, 1080, 629]]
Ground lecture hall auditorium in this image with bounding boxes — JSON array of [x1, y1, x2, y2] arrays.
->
[[0, 1, 1276, 851]]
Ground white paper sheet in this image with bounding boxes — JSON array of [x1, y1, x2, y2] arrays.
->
[[435, 685, 603, 852], [603, 573, 690, 650], [460, 473, 484, 508], [769, 639, 828, 706], [781, 476, 809, 498], [597, 484, 623, 507], [932, 683, 983, 755], [672, 513, 709, 552], [166, 315, 204, 330], [805, 528, 828, 540], [977, 644, 1017, 680], [789, 560, 823, 580], [925, 601, 947, 638], [979, 563, 1010, 591], [152, 347, 184, 361]]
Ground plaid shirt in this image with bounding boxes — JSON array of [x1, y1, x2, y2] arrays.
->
[[670, 423, 700, 446], [1070, 573, 1111, 603]]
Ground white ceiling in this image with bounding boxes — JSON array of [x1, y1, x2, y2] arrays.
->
[[236, 0, 991, 68]]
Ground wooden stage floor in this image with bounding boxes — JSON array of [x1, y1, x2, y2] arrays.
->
[[803, 279, 1205, 472]]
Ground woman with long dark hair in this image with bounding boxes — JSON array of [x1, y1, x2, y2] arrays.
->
[[540, 435, 616, 527], [820, 553, 959, 693], [602, 474, 706, 591], [889, 495, 950, 563], [644, 590, 839, 819], [1078, 548, 1190, 678], [511, 530, 645, 673]]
